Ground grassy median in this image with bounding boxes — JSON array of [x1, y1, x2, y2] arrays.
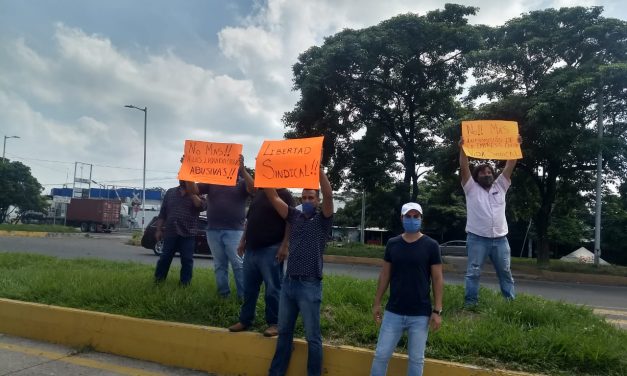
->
[[0, 252, 625, 375], [326, 243, 627, 277], [0, 224, 79, 233]]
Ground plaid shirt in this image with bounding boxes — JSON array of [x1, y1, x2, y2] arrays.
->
[[158, 186, 206, 237]]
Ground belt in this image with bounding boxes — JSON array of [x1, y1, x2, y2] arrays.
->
[[287, 275, 321, 282]]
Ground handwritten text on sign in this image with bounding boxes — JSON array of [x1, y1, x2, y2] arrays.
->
[[462, 120, 522, 160], [254, 136, 324, 189], [178, 140, 242, 186]]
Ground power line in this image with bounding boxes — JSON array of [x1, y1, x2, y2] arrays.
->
[[6, 153, 177, 174]]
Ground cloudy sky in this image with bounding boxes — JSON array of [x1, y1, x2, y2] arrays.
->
[[1, 0, 624, 194]]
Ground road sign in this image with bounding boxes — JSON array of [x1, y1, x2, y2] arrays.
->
[[53, 196, 71, 204]]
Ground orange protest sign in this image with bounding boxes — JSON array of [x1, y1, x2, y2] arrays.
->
[[177, 140, 242, 186], [461, 120, 522, 160], [254, 136, 324, 189]]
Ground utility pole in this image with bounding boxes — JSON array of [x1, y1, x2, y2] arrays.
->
[[593, 90, 603, 266], [360, 190, 366, 244], [125, 105, 148, 230]]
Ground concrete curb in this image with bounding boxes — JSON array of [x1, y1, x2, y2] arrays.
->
[[0, 298, 540, 376]]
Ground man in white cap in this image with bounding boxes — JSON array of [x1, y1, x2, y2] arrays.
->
[[370, 202, 443, 376]]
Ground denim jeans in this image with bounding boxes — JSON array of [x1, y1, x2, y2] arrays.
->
[[239, 243, 283, 326], [370, 311, 429, 376], [206, 229, 244, 298], [154, 235, 195, 285], [268, 277, 322, 376], [464, 232, 515, 305]]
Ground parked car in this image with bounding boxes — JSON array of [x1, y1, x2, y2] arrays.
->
[[20, 210, 47, 224], [141, 216, 211, 256], [439, 240, 467, 256]]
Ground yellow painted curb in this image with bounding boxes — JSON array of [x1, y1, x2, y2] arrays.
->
[[0, 298, 540, 376], [0, 230, 48, 238]]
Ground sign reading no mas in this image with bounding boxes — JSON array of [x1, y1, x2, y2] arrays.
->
[[462, 120, 522, 160], [178, 140, 242, 186]]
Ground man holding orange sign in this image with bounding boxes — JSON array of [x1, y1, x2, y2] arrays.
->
[[261, 141, 332, 376], [460, 121, 522, 307], [179, 141, 252, 298], [198, 154, 253, 300]]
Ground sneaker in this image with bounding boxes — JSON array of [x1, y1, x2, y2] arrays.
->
[[228, 322, 248, 332], [263, 325, 278, 337]]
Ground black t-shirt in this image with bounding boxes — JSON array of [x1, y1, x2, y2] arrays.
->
[[384, 234, 442, 316], [245, 189, 295, 249]]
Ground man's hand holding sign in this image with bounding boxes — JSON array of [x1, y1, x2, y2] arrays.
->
[[459, 120, 522, 186]]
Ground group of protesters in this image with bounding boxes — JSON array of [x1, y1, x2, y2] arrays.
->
[[151, 136, 521, 376]]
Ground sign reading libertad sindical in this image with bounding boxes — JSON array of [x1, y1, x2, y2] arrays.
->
[[254, 136, 324, 189], [461, 120, 522, 160], [178, 140, 242, 186]]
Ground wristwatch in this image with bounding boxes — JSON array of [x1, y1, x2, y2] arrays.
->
[[432, 309, 443, 316]]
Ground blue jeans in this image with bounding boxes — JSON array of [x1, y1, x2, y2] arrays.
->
[[370, 311, 429, 376], [268, 277, 322, 376], [154, 235, 195, 285], [239, 243, 283, 326], [206, 229, 244, 298], [464, 232, 515, 305]]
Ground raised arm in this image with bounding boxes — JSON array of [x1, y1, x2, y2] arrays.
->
[[264, 188, 289, 220], [320, 169, 333, 218], [372, 262, 391, 325], [459, 138, 471, 186], [501, 135, 522, 182], [239, 155, 254, 194]]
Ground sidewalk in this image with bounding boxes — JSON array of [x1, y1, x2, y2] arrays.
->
[[0, 333, 215, 376]]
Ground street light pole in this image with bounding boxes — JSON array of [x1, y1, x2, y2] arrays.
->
[[2, 135, 20, 161], [125, 105, 148, 231]]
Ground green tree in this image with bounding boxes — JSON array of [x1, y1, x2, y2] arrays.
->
[[0, 159, 46, 223], [284, 4, 482, 200], [416, 172, 466, 242], [600, 182, 627, 264], [467, 7, 627, 264]]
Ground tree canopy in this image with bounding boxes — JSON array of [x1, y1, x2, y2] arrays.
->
[[0, 159, 46, 223], [284, 4, 627, 264], [467, 6, 627, 263], [284, 4, 482, 201]]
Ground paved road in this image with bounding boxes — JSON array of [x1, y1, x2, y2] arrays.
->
[[0, 334, 214, 376], [1, 235, 626, 313]]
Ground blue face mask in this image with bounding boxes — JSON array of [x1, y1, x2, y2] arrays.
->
[[402, 217, 422, 233], [301, 202, 316, 216]]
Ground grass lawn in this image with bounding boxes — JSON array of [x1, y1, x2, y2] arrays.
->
[[127, 230, 144, 246], [0, 223, 78, 233], [0, 253, 625, 375]]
